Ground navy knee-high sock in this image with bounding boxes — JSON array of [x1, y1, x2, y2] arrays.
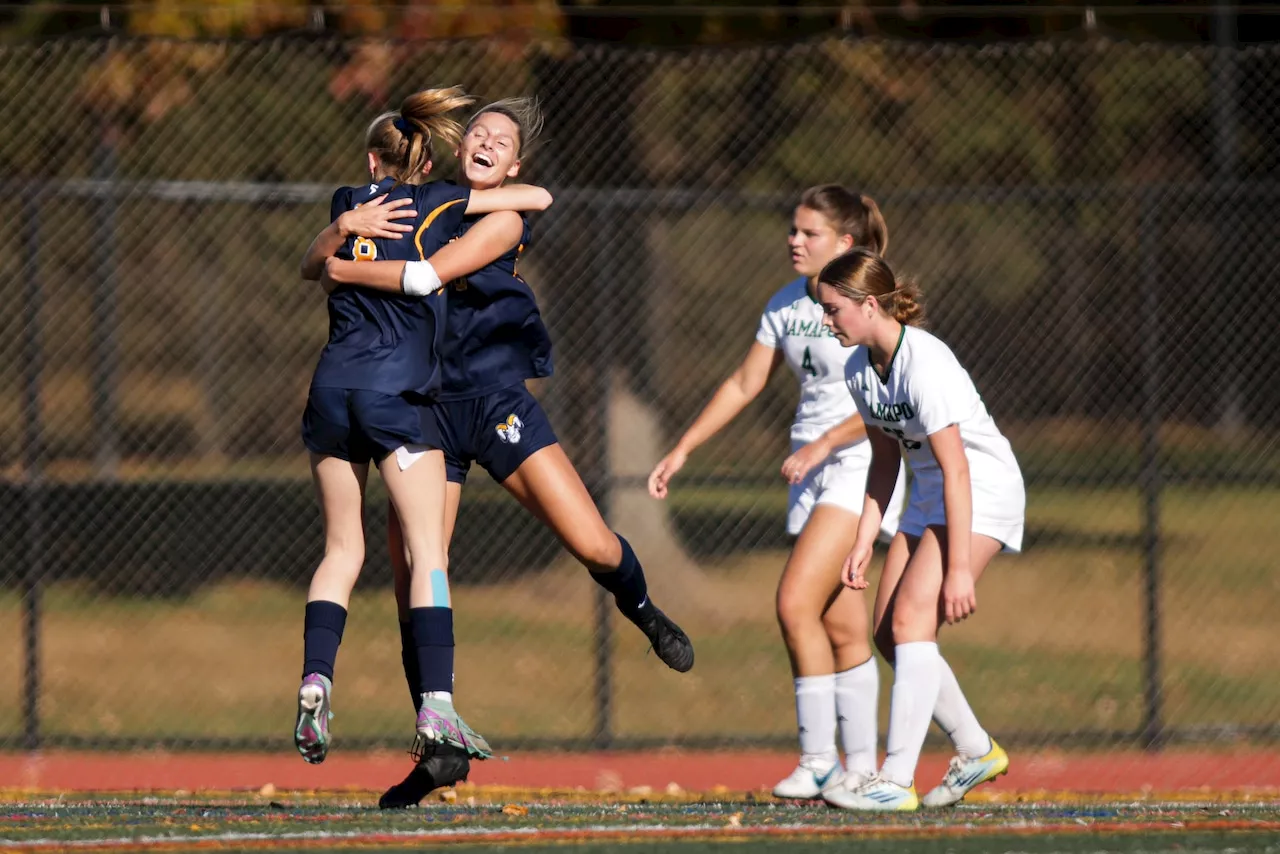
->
[[410, 607, 454, 697], [589, 534, 653, 623], [399, 620, 424, 712], [302, 600, 347, 681]]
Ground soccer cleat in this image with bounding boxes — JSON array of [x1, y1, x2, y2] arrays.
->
[[920, 738, 1010, 807], [633, 605, 695, 673], [411, 696, 494, 761], [823, 773, 919, 812], [294, 673, 333, 764], [771, 756, 844, 800], [378, 743, 471, 809]]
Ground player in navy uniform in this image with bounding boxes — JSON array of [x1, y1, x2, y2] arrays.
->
[[294, 87, 554, 770], [318, 99, 694, 806]]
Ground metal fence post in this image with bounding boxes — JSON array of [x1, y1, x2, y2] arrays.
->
[[21, 193, 45, 752], [92, 131, 121, 477], [1139, 190, 1164, 751], [589, 200, 617, 750]]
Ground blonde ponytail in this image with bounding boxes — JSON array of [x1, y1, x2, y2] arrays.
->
[[365, 85, 475, 186]]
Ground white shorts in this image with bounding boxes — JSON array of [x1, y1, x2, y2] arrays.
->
[[897, 469, 1026, 553], [786, 453, 906, 540]]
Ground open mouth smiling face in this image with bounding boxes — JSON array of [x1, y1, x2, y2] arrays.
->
[[459, 112, 521, 188]]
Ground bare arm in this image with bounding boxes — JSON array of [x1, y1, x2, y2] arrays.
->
[[648, 342, 782, 498], [842, 426, 902, 589], [426, 210, 525, 282], [930, 424, 975, 623], [823, 413, 870, 449], [299, 195, 416, 280], [855, 426, 902, 549], [464, 184, 553, 215], [781, 412, 870, 484], [321, 211, 525, 295], [674, 342, 781, 455]]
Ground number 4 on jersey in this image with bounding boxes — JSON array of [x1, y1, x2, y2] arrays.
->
[[801, 346, 817, 378]]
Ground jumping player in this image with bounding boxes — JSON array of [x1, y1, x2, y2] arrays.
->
[[294, 86, 553, 768], [648, 187, 905, 799], [816, 248, 1024, 811], [311, 98, 694, 806]]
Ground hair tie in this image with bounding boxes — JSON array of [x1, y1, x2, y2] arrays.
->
[[393, 116, 412, 135]]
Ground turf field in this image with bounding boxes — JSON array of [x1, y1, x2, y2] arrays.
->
[[2, 791, 1279, 852]]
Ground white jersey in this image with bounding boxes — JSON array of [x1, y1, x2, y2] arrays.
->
[[756, 278, 867, 461], [844, 325, 1022, 498]]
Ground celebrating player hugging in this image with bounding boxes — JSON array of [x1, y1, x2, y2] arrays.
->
[[816, 248, 1025, 811], [294, 85, 554, 772], [301, 94, 695, 808]]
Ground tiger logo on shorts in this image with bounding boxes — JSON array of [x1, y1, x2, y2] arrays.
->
[[495, 413, 523, 444]]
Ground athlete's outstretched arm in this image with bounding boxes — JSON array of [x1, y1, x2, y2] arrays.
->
[[648, 342, 782, 499], [464, 184, 553, 215], [320, 211, 525, 294], [300, 195, 417, 280], [781, 412, 869, 485], [930, 424, 975, 623]]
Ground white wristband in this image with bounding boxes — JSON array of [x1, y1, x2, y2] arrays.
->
[[401, 260, 443, 297]]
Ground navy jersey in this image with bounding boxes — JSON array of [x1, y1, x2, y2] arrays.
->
[[309, 178, 471, 398], [436, 213, 554, 401]]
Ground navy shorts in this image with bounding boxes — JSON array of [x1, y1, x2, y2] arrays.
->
[[302, 387, 441, 464], [426, 383, 559, 484]]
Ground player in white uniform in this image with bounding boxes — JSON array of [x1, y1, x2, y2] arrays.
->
[[648, 186, 904, 799], [815, 248, 1025, 812]]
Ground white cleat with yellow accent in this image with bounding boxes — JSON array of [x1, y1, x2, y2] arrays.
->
[[822, 773, 919, 812], [920, 738, 1010, 808]]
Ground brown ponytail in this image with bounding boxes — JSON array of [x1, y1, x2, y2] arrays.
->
[[365, 86, 475, 186], [818, 248, 926, 327], [798, 185, 890, 256]]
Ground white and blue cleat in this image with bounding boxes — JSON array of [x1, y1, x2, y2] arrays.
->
[[772, 756, 844, 800], [822, 773, 920, 811]]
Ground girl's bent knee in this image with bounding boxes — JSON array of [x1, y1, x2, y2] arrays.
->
[[890, 605, 935, 645], [574, 532, 621, 571], [776, 592, 822, 637]]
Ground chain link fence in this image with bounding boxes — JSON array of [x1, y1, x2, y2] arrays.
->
[[1, 34, 1278, 754]]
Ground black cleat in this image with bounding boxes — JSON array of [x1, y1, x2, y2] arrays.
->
[[378, 743, 471, 809], [634, 605, 695, 673]]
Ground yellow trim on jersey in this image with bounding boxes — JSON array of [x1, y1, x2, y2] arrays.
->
[[413, 198, 468, 260]]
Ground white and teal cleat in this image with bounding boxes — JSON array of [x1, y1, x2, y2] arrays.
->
[[920, 738, 1010, 807], [771, 756, 843, 800], [822, 773, 920, 812]]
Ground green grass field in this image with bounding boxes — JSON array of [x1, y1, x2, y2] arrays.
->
[[0, 484, 1276, 744]]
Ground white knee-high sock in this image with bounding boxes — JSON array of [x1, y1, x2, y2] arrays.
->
[[794, 674, 839, 763], [881, 641, 941, 787], [933, 655, 991, 758], [834, 657, 879, 779]]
